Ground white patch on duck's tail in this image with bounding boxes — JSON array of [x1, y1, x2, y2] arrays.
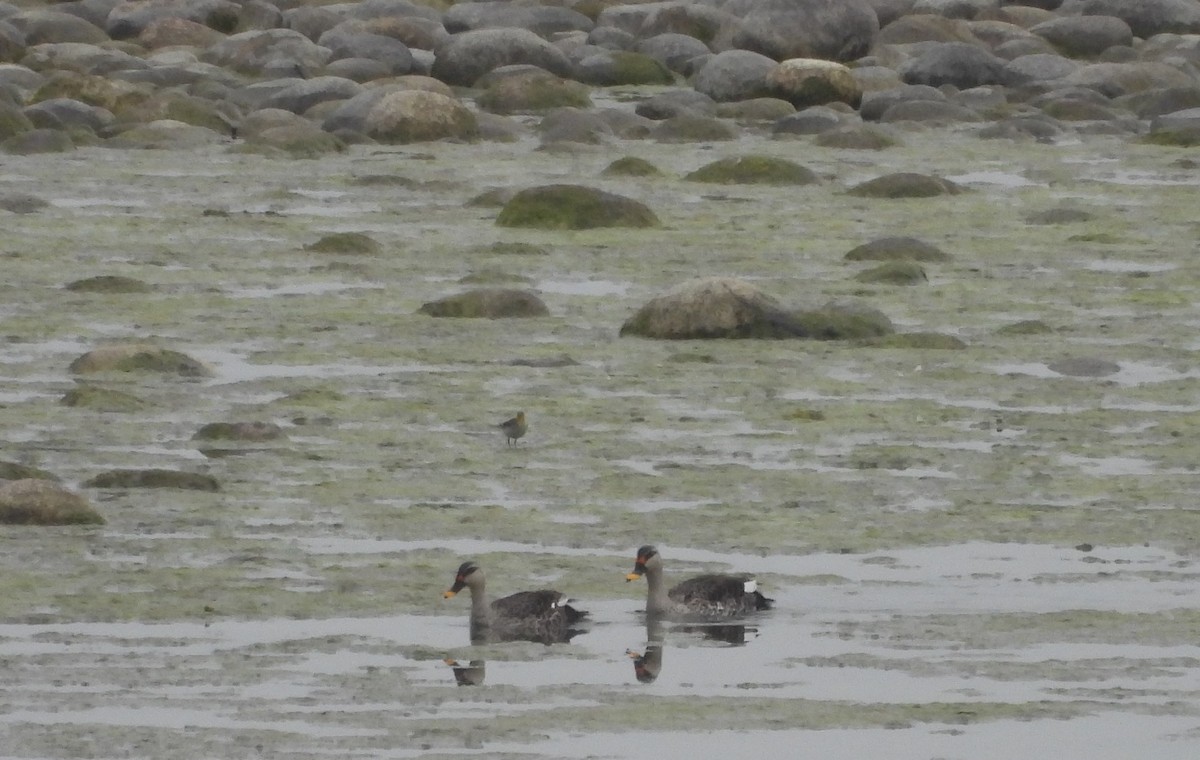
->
[[743, 579, 757, 594]]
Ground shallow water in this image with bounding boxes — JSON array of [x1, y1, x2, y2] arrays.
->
[[2, 110, 1200, 758]]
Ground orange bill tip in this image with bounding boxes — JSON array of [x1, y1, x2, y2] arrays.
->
[[625, 573, 642, 582], [443, 590, 457, 599]]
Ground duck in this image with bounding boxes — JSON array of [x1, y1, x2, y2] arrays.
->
[[444, 561, 587, 644], [625, 545, 773, 620], [498, 411, 527, 446]]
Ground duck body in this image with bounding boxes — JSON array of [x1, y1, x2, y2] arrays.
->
[[499, 411, 527, 445], [626, 545, 773, 621], [445, 561, 587, 644]]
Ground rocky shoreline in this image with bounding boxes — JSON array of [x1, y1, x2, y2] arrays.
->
[[1, 0, 1199, 156]]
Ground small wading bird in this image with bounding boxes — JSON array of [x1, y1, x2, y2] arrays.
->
[[626, 545, 774, 620], [498, 410, 527, 446], [444, 561, 588, 644]]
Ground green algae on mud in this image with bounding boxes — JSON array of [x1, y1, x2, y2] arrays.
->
[[1, 123, 1200, 756]]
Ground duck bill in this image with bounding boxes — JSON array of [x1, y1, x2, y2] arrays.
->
[[443, 589, 458, 599], [625, 568, 644, 583]]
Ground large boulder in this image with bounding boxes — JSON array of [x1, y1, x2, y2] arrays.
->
[[898, 42, 1008, 88], [201, 29, 332, 77], [107, 0, 241, 39], [620, 277, 894, 340], [0, 479, 103, 525], [362, 89, 477, 143], [716, 0, 879, 62], [496, 184, 659, 229], [691, 49, 776, 102], [430, 28, 574, 86], [1058, 0, 1200, 37], [68, 343, 212, 377], [765, 58, 862, 108]]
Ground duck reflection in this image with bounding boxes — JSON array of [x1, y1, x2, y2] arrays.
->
[[444, 658, 487, 687], [626, 617, 761, 683]]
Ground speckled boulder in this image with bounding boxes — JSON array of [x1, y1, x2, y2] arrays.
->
[[691, 49, 776, 102], [766, 58, 863, 108], [363, 89, 477, 143], [0, 479, 103, 525]]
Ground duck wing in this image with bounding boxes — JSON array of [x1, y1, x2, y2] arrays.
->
[[669, 574, 770, 616]]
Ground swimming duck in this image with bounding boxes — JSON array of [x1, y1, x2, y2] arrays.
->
[[625, 545, 773, 620], [444, 561, 587, 644], [499, 411, 527, 446]]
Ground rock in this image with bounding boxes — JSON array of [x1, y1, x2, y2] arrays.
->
[[1057, 0, 1200, 38], [635, 88, 718, 120], [860, 84, 946, 121], [814, 124, 901, 149], [536, 106, 615, 144], [691, 49, 776, 102], [1004, 53, 1081, 85], [1026, 208, 1094, 224], [443, 2, 593, 36], [496, 184, 659, 229], [601, 156, 662, 176], [635, 32, 712, 75], [575, 50, 675, 86], [363, 89, 478, 143], [418, 288, 550, 318], [193, 421, 286, 441], [68, 343, 212, 377], [84, 469, 220, 491], [846, 173, 965, 198], [878, 12, 981, 44], [60, 385, 147, 411], [9, 10, 109, 45], [2, 128, 75, 154], [476, 67, 591, 114], [854, 260, 928, 284], [899, 41, 1009, 88], [305, 232, 382, 254], [0, 479, 103, 525], [105, 120, 227, 150], [650, 113, 737, 142], [765, 58, 863, 108], [864, 331, 967, 349], [1060, 62, 1195, 98], [717, 97, 796, 122], [0, 102, 34, 142], [0, 192, 49, 213], [201, 29, 331, 77], [844, 236, 952, 261], [430, 28, 574, 86], [771, 105, 844, 135], [881, 99, 983, 123], [261, 76, 364, 115], [318, 26, 415, 75], [620, 276, 893, 340], [1147, 107, 1200, 146], [65, 275, 153, 293], [138, 17, 226, 49], [718, 0, 879, 62], [107, 0, 241, 39], [243, 122, 347, 157], [683, 155, 819, 184], [0, 462, 59, 482], [1029, 15, 1132, 58]]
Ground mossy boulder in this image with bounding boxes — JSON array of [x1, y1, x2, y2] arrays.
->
[[193, 421, 287, 441], [496, 184, 660, 230], [476, 69, 592, 114], [60, 385, 147, 412], [684, 155, 819, 185], [601, 156, 662, 177], [996, 319, 1053, 335], [305, 232, 381, 254], [418, 288, 549, 318], [64, 275, 153, 293], [619, 277, 893, 340], [0, 461, 59, 482], [68, 343, 212, 377], [847, 172, 965, 198], [844, 237, 951, 263], [854, 260, 928, 285], [84, 469, 220, 491], [0, 479, 103, 525], [815, 124, 900, 150]]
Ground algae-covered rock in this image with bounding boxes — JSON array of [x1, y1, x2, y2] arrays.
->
[[476, 68, 592, 114], [64, 275, 153, 293], [0, 479, 103, 525], [814, 124, 900, 150], [619, 277, 893, 340], [193, 421, 286, 441], [854, 260, 928, 285], [1048, 357, 1120, 377], [84, 469, 220, 491], [844, 237, 951, 262], [418, 288, 549, 318], [0, 462, 59, 482], [601, 156, 662, 177], [996, 319, 1053, 335], [684, 155, 819, 185], [305, 231, 381, 254], [496, 184, 660, 229], [766, 58, 863, 109], [68, 343, 212, 377], [847, 172, 964, 198], [60, 385, 147, 411]]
